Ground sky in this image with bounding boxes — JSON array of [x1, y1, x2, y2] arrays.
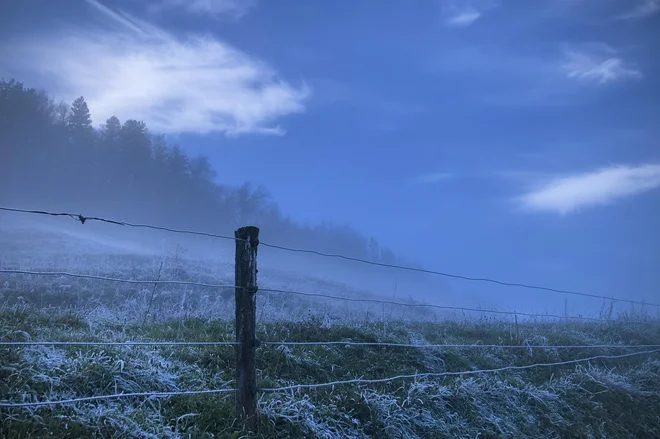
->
[[1, 0, 659, 308]]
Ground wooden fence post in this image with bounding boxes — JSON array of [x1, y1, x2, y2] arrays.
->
[[235, 226, 259, 429]]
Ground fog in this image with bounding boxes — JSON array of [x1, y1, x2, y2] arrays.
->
[[1, 79, 656, 322], [2, 3, 660, 437], [0, 80, 452, 316]]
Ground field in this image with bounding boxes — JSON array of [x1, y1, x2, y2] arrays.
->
[[1, 218, 660, 438]]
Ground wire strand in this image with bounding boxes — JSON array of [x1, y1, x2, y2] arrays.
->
[[262, 341, 660, 349], [260, 348, 660, 392], [3, 205, 658, 308], [0, 388, 236, 408], [3, 350, 657, 407], [259, 288, 655, 324], [260, 242, 660, 308], [0, 341, 238, 347], [3, 340, 657, 350], [3, 340, 657, 349], [1, 270, 654, 324], [0, 270, 234, 289], [0, 207, 238, 242]]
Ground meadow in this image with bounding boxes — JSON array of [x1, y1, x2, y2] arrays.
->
[[1, 219, 659, 438]]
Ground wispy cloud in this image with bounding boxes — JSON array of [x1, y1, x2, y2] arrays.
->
[[445, 8, 482, 27], [517, 164, 660, 215], [618, 0, 660, 20], [0, 0, 309, 136], [410, 173, 453, 184], [424, 42, 582, 107], [561, 47, 642, 84], [149, 0, 256, 19]]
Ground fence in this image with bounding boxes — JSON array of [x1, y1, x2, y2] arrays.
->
[[1, 206, 660, 432]]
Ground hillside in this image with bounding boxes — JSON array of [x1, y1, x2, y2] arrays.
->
[[2, 306, 659, 438], [1, 220, 659, 438]]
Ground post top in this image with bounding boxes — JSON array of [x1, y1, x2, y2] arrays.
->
[[235, 226, 260, 241]]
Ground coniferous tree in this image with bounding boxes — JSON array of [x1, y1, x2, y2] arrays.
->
[[67, 97, 92, 135], [0, 78, 401, 263]]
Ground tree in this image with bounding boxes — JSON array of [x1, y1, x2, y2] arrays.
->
[[228, 182, 273, 226], [51, 100, 69, 125], [151, 134, 169, 165], [165, 145, 189, 179], [117, 119, 152, 191], [67, 96, 92, 135], [100, 116, 122, 145], [120, 119, 150, 157], [0, 76, 400, 266], [66, 96, 95, 171], [189, 156, 216, 184], [0, 80, 63, 202], [95, 116, 123, 189], [368, 237, 381, 262]]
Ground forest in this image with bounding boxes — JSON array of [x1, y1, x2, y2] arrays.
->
[[0, 79, 397, 264]]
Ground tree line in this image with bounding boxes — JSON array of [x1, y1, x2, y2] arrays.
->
[[0, 79, 397, 264]]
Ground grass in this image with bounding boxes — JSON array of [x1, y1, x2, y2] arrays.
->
[[1, 228, 659, 438], [1, 304, 659, 439]]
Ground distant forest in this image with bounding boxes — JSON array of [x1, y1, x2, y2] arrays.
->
[[0, 79, 398, 263]]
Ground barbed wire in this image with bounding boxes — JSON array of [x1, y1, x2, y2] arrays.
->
[[3, 339, 658, 349], [0, 207, 238, 242], [262, 341, 660, 349], [0, 341, 238, 347], [259, 288, 655, 324], [0, 388, 236, 408], [260, 348, 660, 392], [2, 349, 657, 408], [259, 242, 660, 308], [2, 207, 657, 418], [0, 269, 234, 289], [3, 205, 657, 308], [1, 269, 655, 324]]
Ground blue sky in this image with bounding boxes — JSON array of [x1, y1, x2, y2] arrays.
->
[[1, 0, 659, 307]]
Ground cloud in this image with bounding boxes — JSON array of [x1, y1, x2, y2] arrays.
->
[[518, 164, 660, 215], [442, 0, 497, 27], [423, 41, 585, 107], [0, 0, 309, 136], [410, 173, 453, 184], [618, 0, 660, 20], [149, 0, 256, 19], [445, 8, 482, 26], [561, 48, 642, 84]]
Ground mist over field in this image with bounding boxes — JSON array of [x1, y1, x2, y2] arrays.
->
[[1, 74, 658, 438], [1, 0, 660, 437]]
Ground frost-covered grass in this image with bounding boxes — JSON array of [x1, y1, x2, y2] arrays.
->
[[0, 245, 446, 325], [1, 303, 659, 438], [1, 225, 660, 437]]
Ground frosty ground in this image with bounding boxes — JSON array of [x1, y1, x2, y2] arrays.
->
[[1, 220, 659, 438]]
